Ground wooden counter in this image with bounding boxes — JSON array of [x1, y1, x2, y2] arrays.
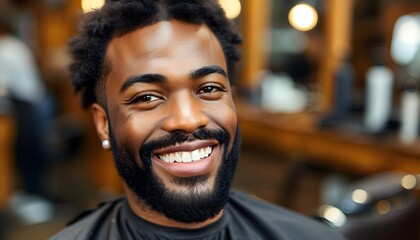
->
[[237, 101, 420, 175]]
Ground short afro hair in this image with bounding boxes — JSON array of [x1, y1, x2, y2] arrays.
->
[[68, 0, 242, 108]]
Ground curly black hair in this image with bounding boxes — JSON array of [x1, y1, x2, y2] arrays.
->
[[68, 0, 242, 108]]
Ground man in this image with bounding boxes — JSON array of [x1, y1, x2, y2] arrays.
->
[[52, 0, 345, 239]]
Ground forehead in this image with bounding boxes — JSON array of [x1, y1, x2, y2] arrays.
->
[[105, 20, 227, 86]]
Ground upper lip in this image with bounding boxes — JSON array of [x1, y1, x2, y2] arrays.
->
[[153, 139, 219, 155]]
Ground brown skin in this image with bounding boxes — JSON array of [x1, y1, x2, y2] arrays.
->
[[91, 21, 237, 229]]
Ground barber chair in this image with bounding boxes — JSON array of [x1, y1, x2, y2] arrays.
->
[[315, 172, 419, 240]]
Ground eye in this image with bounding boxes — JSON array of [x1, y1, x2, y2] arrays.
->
[[126, 93, 163, 105], [135, 94, 159, 103], [197, 84, 225, 94], [197, 84, 226, 100]]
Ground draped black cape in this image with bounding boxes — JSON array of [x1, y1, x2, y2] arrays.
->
[[50, 191, 346, 240]]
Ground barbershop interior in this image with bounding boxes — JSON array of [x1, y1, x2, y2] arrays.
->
[[1, 0, 420, 239]]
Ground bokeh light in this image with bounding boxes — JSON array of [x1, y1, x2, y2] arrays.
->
[[81, 0, 105, 13], [288, 3, 318, 31], [219, 0, 242, 19], [319, 205, 347, 227], [391, 15, 420, 65], [351, 189, 369, 204], [401, 174, 417, 190]]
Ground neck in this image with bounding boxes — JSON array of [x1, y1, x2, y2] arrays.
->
[[124, 185, 223, 229]]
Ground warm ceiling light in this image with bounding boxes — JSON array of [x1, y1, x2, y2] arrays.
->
[[288, 3, 318, 31], [219, 0, 242, 19], [81, 0, 105, 13]]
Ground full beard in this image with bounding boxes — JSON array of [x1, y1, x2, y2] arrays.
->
[[108, 126, 241, 223]]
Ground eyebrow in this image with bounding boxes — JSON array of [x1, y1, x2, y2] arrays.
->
[[190, 65, 227, 80], [119, 74, 166, 93], [119, 65, 227, 94]]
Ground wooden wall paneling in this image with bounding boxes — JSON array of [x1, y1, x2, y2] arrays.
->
[[0, 115, 14, 208], [240, 0, 271, 90], [317, 0, 354, 113]]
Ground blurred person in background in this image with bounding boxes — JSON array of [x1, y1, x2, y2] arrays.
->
[[51, 0, 345, 239], [0, 2, 54, 225]]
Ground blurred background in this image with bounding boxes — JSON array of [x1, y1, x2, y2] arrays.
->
[[0, 0, 420, 239]]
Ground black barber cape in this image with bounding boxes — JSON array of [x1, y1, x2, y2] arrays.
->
[[51, 191, 345, 240]]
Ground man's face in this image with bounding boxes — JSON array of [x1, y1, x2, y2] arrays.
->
[[93, 21, 240, 223]]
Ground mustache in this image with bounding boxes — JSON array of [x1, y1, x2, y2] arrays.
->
[[140, 127, 231, 164]]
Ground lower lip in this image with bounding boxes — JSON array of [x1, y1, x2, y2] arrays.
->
[[152, 146, 220, 177]]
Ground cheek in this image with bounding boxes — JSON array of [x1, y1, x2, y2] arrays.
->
[[206, 100, 237, 137], [110, 110, 159, 156], [112, 105, 154, 137]]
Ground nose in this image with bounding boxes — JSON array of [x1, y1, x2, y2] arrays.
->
[[161, 93, 209, 133]]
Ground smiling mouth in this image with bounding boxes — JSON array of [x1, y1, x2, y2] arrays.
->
[[157, 146, 214, 163]]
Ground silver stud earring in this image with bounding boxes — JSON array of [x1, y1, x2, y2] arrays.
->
[[102, 139, 110, 149]]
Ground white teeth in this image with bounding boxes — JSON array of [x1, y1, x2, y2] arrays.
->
[[206, 146, 211, 156], [175, 152, 182, 162], [181, 152, 191, 162], [158, 146, 213, 163], [192, 149, 200, 160]]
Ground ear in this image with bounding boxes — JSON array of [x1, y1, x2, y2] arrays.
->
[[91, 103, 110, 144]]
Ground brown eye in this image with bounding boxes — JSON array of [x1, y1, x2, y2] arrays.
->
[[137, 95, 155, 102], [201, 86, 217, 93], [128, 94, 161, 104], [198, 85, 225, 94], [197, 84, 226, 100]]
